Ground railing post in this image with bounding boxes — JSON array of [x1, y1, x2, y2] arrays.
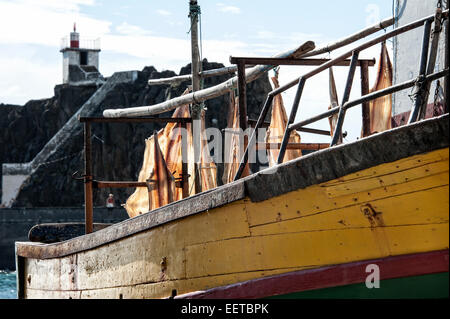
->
[[408, 19, 432, 124], [237, 59, 249, 156], [84, 121, 93, 234], [234, 94, 274, 181], [445, 1, 449, 113], [276, 76, 306, 164], [331, 50, 360, 146], [360, 60, 371, 137], [418, 8, 443, 120], [180, 121, 189, 198]]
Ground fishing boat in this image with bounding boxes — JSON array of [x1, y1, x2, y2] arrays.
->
[[15, 1, 449, 299]]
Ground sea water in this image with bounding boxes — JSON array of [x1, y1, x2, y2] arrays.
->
[[0, 271, 17, 299]]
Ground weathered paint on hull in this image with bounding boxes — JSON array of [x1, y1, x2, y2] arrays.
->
[[18, 146, 449, 299]]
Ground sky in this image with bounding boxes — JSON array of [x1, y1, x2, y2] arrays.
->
[[0, 0, 394, 142]]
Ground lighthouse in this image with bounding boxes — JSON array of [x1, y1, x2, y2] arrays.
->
[[60, 23, 102, 84]]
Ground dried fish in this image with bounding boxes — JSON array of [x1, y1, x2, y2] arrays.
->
[[366, 41, 393, 135], [266, 74, 302, 166]]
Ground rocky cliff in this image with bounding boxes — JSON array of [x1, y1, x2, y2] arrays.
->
[[1, 60, 272, 207]]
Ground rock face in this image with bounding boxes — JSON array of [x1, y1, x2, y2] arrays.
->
[[1, 85, 97, 164], [1, 60, 272, 207], [0, 85, 98, 200]]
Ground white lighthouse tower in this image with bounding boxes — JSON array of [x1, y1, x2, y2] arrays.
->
[[60, 23, 102, 84]]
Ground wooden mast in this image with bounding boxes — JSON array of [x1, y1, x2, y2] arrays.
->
[[189, 0, 202, 193]]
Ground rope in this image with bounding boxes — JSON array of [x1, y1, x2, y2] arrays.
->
[[35, 149, 84, 169]]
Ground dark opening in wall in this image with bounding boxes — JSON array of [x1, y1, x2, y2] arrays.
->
[[80, 51, 88, 65]]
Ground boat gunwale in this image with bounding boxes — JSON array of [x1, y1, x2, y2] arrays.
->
[[15, 114, 449, 260]]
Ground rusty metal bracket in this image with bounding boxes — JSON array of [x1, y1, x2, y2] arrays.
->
[[71, 171, 92, 184], [71, 171, 85, 181], [175, 174, 191, 189]]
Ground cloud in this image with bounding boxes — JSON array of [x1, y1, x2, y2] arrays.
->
[[115, 22, 153, 36], [0, 0, 111, 47], [217, 3, 241, 14], [0, 49, 60, 104], [156, 9, 172, 16]]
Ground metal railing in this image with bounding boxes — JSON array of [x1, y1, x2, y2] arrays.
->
[[60, 36, 101, 51], [232, 8, 449, 181]]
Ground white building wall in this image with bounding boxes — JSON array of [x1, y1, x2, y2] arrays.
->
[[62, 50, 80, 84], [393, 0, 447, 115], [88, 51, 99, 69]]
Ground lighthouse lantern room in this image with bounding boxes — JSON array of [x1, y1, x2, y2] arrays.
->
[[60, 23, 102, 84]]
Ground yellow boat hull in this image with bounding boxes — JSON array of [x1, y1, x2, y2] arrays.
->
[[15, 115, 449, 298]]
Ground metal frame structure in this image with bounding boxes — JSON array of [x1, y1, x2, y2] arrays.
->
[[232, 8, 449, 181], [78, 116, 191, 234], [77, 8, 449, 234]]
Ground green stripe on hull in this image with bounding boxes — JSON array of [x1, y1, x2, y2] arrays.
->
[[268, 272, 449, 299]]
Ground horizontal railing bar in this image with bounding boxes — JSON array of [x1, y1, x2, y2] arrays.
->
[[271, 9, 448, 97], [78, 116, 192, 123], [289, 68, 449, 131], [296, 127, 331, 136], [229, 57, 376, 67], [93, 181, 148, 188], [248, 119, 331, 136], [147, 65, 254, 85], [345, 69, 449, 110], [256, 143, 329, 150]]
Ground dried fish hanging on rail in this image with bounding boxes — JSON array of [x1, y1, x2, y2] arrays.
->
[[125, 131, 177, 218], [265, 72, 302, 166], [327, 67, 342, 143], [222, 91, 250, 184], [125, 130, 163, 217], [125, 90, 194, 217], [162, 95, 216, 194], [364, 41, 393, 136], [125, 88, 217, 217], [162, 95, 196, 199], [148, 131, 177, 209]]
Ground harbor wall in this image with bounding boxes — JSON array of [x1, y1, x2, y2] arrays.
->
[[0, 207, 128, 270]]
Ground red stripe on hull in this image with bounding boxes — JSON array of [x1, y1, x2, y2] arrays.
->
[[177, 250, 449, 299]]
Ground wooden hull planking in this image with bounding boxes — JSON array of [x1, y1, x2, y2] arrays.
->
[[18, 145, 449, 298]]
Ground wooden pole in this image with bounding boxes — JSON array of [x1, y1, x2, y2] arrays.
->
[[147, 59, 375, 86], [147, 65, 253, 86], [302, 16, 395, 57], [84, 122, 93, 234], [102, 41, 315, 118], [189, 0, 202, 193], [237, 60, 249, 151]]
